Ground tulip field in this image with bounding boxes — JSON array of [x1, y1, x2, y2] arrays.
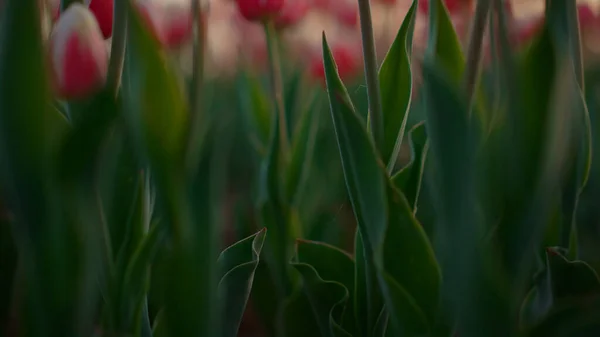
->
[[3, 0, 600, 336]]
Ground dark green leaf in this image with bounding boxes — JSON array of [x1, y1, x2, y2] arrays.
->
[[291, 263, 351, 337], [354, 229, 383, 337], [217, 228, 267, 337], [425, 0, 464, 83], [322, 32, 387, 336], [295, 240, 356, 334], [378, 0, 417, 170], [391, 122, 428, 211], [520, 247, 600, 330], [381, 181, 440, 330]]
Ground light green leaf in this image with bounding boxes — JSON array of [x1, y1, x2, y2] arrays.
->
[[378, 0, 418, 170], [123, 2, 188, 186]]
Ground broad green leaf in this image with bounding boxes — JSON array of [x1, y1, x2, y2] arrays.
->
[[295, 240, 356, 334], [322, 32, 387, 257], [322, 32, 387, 336], [285, 91, 321, 205], [391, 122, 428, 211], [372, 307, 389, 337], [520, 247, 600, 330], [425, 0, 464, 83], [422, 61, 510, 337], [378, 0, 417, 170], [381, 181, 440, 329], [425, 0, 488, 128], [291, 263, 352, 337], [123, 2, 188, 187], [217, 228, 267, 337]]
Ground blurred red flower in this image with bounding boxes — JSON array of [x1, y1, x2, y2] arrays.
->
[[236, 0, 285, 23]]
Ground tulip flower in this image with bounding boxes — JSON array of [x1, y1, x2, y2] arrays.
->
[[86, 0, 114, 39], [135, 1, 195, 49], [274, 0, 309, 29], [49, 4, 108, 99], [235, 0, 285, 23]]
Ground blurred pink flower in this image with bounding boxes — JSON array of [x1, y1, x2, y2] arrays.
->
[[235, 0, 285, 23], [49, 3, 108, 99], [275, 0, 310, 29], [418, 0, 473, 15], [135, 1, 195, 49]]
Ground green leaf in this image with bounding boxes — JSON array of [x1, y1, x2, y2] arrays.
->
[[354, 229, 383, 337], [294, 240, 356, 335], [526, 295, 600, 337], [217, 228, 267, 337], [378, 0, 417, 170], [322, 32, 387, 336], [291, 263, 352, 337], [520, 247, 600, 330], [285, 91, 321, 205], [425, 0, 464, 83], [281, 284, 322, 337], [391, 122, 428, 211], [380, 181, 440, 331], [120, 222, 167, 331], [123, 2, 188, 186], [422, 62, 510, 337]]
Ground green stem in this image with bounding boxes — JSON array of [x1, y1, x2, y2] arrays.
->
[[106, 0, 128, 97], [263, 20, 290, 156], [463, 0, 492, 112], [186, 0, 207, 175], [357, 0, 384, 152]]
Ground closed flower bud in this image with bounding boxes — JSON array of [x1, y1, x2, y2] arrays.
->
[[50, 4, 108, 99], [135, 1, 194, 49], [86, 0, 114, 39], [236, 0, 284, 23]]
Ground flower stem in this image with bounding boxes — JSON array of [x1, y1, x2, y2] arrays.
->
[[106, 0, 128, 97], [463, 0, 492, 111], [357, 0, 384, 152], [263, 20, 289, 156], [186, 0, 207, 174]]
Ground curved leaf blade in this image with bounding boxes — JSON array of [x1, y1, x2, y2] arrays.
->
[[391, 122, 428, 211], [217, 228, 267, 337], [378, 0, 418, 170]]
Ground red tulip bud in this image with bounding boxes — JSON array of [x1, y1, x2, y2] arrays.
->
[[235, 0, 285, 23], [418, 0, 473, 14], [50, 4, 108, 99], [135, 1, 194, 49], [274, 0, 309, 29], [86, 0, 114, 39]]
